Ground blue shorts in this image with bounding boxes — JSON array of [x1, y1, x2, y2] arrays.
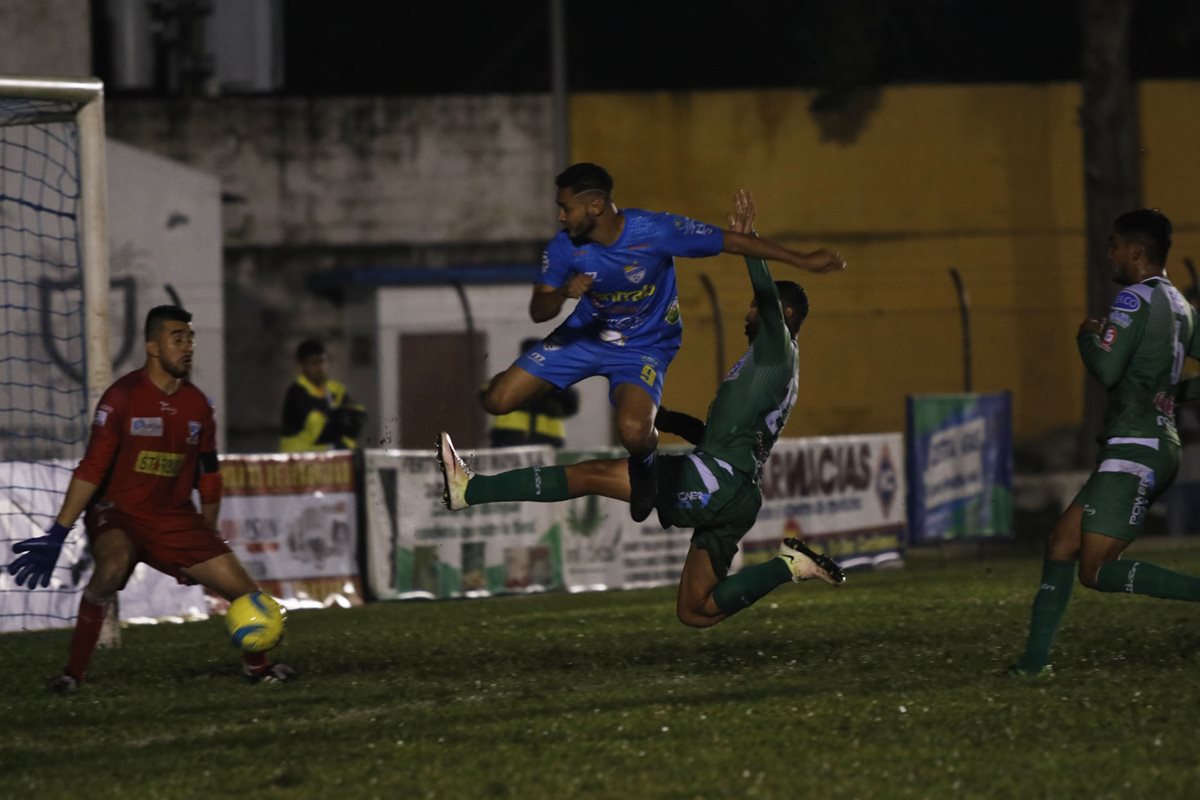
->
[[516, 330, 678, 406]]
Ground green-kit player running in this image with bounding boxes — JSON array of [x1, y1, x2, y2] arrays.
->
[[1012, 208, 1200, 676], [437, 191, 844, 627]]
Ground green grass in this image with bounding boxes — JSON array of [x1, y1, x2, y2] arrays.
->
[[4, 544, 1200, 799]]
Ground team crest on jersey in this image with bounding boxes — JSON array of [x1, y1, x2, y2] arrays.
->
[[94, 404, 112, 428], [130, 417, 164, 436], [623, 264, 646, 284], [1112, 290, 1141, 312], [542, 337, 562, 351], [1099, 326, 1118, 351], [187, 421, 201, 444]]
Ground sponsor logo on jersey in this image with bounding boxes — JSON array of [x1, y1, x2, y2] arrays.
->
[[598, 329, 627, 346], [540, 250, 550, 273], [675, 490, 712, 509], [592, 284, 657, 305], [623, 264, 646, 284], [1112, 290, 1141, 312], [528, 352, 546, 365], [1154, 391, 1175, 417], [130, 417, 164, 436], [1129, 472, 1154, 526], [134, 450, 184, 477], [94, 404, 112, 428], [542, 337, 562, 351], [159, 401, 177, 416], [665, 297, 680, 325], [187, 420, 201, 445], [1109, 310, 1134, 328], [1098, 326, 1118, 351], [726, 350, 750, 381]]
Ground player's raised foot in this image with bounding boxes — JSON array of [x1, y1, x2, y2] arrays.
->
[[1005, 663, 1054, 679], [628, 452, 657, 523], [244, 662, 297, 684], [436, 431, 472, 511], [48, 673, 81, 693], [779, 538, 845, 585]]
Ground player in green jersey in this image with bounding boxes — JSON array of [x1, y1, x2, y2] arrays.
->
[[437, 191, 844, 627], [1011, 208, 1200, 675]]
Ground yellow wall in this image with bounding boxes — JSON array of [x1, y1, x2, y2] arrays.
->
[[570, 82, 1200, 443]]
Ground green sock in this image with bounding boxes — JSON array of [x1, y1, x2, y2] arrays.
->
[[465, 466, 569, 505], [1094, 559, 1200, 601], [1016, 559, 1075, 672], [712, 557, 793, 616]]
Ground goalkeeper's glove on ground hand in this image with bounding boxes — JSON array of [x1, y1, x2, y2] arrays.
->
[[9, 522, 70, 589]]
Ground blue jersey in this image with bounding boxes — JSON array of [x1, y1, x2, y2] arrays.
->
[[538, 208, 725, 348]]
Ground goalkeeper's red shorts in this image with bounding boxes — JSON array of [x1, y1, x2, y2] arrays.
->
[[84, 501, 232, 585]]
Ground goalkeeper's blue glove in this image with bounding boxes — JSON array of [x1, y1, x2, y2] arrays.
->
[[8, 522, 71, 589]]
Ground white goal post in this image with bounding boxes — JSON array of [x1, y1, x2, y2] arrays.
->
[[0, 75, 114, 639]]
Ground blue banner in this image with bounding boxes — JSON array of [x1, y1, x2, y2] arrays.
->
[[907, 393, 1013, 542]]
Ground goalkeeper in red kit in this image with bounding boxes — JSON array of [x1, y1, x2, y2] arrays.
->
[[7, 306, 294, 690]]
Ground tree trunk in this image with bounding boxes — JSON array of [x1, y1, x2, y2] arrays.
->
[[1079, 0, 1140, 466]]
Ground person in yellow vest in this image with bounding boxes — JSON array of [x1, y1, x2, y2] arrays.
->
[[489, 338, 579, 449], [280, 339, 366, 452]]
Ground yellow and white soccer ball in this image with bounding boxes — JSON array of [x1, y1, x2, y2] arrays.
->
[[225, 591, 286, 653]]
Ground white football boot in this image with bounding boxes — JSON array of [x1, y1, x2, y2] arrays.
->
[[779, 538, 845, 585], [436, 431, 472, 511]]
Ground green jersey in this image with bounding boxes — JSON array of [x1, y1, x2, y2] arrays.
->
[[698, 257, 799, 479], [1078, 276, 1200, 445]]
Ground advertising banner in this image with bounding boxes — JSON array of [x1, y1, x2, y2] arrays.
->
[[365, 447, 563, 600], [219, 452, 361, 607], [741, 434, 907, 570], [557, 447, 694, 592], [906, 393, 1013, 542]]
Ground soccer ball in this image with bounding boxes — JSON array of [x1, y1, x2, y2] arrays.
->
[[225, 591, 286, 653]]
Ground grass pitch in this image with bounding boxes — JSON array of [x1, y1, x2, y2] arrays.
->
[[3, 544, 1200, 799]]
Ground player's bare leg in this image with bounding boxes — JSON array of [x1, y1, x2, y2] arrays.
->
[[181, 552, 259, 601], [613, 382, 659, 523], [57, 529, 139, 690], [183, 553, 296, 683], [481, 365, 557, 416], [676, 546, 727, 628]]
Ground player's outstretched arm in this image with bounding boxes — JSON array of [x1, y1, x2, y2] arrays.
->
[[722, 228, 845, 274], [8, 477, 98, 589]]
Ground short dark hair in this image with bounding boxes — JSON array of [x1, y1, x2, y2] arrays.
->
[[295, 339, 326, 362], [1113, 208, 1172, 266], [144, 305, 191, 341], [555, 162, 614, 196], [776, 281, 809, 336]]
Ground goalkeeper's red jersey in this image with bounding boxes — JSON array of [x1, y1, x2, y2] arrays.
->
[[74, 368, 217, 522]]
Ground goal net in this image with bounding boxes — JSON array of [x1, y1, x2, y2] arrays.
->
[[0, 76, 111, 633]]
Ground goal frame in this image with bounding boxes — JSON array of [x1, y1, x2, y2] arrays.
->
[[0, 75, 115, 642], [0, 75, 112, 410]]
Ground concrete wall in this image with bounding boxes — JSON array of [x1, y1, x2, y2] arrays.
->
[[572, 83, 1200, 444], [103, 82, 1200, 452], [107, 95, 557, 451], [0, 0, 90, 76]]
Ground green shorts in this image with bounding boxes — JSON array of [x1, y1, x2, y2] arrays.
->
[[1074, 441, 1179, 541], [655, 451, 761, 579]]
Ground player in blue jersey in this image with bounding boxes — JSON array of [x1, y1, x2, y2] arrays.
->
[[482, 163, 845, 523], [445, 191, 842, 628]]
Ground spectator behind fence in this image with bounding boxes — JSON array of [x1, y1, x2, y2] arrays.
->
[[489, 338, 579, 449], [280, 339, 366, 452]]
